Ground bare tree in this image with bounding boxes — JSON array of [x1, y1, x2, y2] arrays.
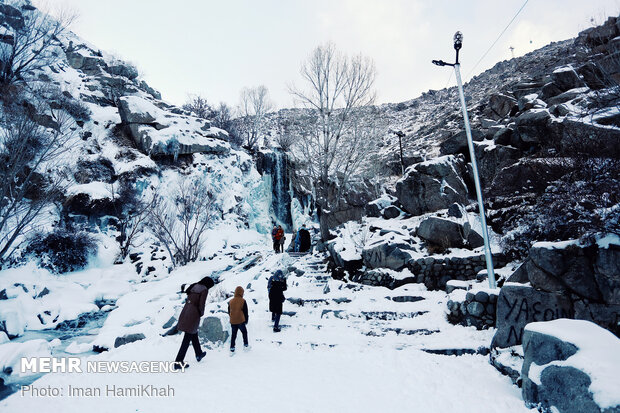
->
[[147, 177, 219, 267], [289, 43, 377, 240], [0, 105, 76, 263], [182, 94, 214, 120], [0, 2, 75, 85], [237, 85, 274, 149], [108, 180, 154, 261], [211, 102, 233, 130], [275, 117, 298, 152]]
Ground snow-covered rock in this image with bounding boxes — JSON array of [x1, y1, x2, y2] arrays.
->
[[117, 96, 230, 156], [395, 155, 468, 216], [522, 319, 620, 413]]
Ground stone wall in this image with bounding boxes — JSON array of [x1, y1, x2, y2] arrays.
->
[[447, 289, 499, 329], [348, 253, 507, 291], [408, 253, 507, 291]]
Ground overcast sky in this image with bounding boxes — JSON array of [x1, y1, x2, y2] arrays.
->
[[38, 0, 620, 109]]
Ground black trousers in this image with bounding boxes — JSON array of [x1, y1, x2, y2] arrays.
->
[[273, 240, 280, 253], [230, 323, 248, 349], [273, 313, 281, 329], [175, 332, 202, 362]]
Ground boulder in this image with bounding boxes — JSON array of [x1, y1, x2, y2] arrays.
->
[[527, 243, 603, 302], [547, 87, 588, 106], [118, 96, 164, 125], [74, 158, 115, 184], [541, 82, 563, 100], [561, 118, 620, 158], [491, 284, 573, 348], [492, 127, 513, 145], [382, 206, 402, 219], [439, 129, 484, 156], [66, 50, 107, 76], [395, 155, 468, 216], [512, 80, 544, 100], [513, 109, 551, 148], [417, 217, 468, 249], [114, 333, 146, 348], [488, 158, 568, 197], [106, 63, 139, 80], [327, 243, 363, 274], [577, 62, 607, 90], [474, 143, 521, 189], [197, 316, 229, 344], [487, 93, 517, 119], [447, 203, 463, 218], [551, 66, 585, 92], [522, 319, 620, 413], [362, 241, 412, 271], [518, 93, 546, 111], [524, 240, 620, 305]]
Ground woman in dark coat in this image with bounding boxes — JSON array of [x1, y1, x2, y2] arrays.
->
[[268, 271, 287, 332], [174, 276, 214, 369]]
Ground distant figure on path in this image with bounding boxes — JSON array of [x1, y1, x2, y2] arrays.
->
[[268, 270, 287, 332], [273, 225, 285, 253], [296, 224, 311, 253], [279, 230, 286, 252], [271, 225, 279, 253], [228, 286, 249, 353], [175, 276, 214, 369]]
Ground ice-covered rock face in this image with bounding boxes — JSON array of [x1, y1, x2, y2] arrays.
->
[[117, 96, 230, 156]]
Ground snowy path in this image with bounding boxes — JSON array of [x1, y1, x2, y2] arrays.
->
[[1, 251, 532, 412]]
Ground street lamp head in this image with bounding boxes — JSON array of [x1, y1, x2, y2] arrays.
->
[[454, 31, 463, 51], [432, 59, 446, 67]]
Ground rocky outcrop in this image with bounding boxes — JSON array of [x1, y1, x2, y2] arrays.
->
[[439, 129, 484, 156], [486, 93, 518, 120], [493, 237, 620, 349], [395, 155, 468, 216], [416, 217, 483, 249], [521, 319, 620, 413], [362, 241, 412, 271], [492, 283, 573, 348], [117, 96, 230, 156]]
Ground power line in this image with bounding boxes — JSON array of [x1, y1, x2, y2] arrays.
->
[[466, 0, 529, 79]]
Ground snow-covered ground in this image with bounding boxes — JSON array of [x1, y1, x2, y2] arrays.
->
[[1, 241, 532, 412]]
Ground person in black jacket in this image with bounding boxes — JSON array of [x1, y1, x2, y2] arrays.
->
[[174, 276, 214, 370], [298, 225, 311, 253], [268, 270, 287, 332]]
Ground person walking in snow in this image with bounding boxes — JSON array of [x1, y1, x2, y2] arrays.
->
[[174, 276, 214, 370], [268, 270, 287, 332], [228, 286, 249, 353]]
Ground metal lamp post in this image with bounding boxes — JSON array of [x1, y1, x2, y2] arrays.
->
[[432, 31, 497, 289]]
